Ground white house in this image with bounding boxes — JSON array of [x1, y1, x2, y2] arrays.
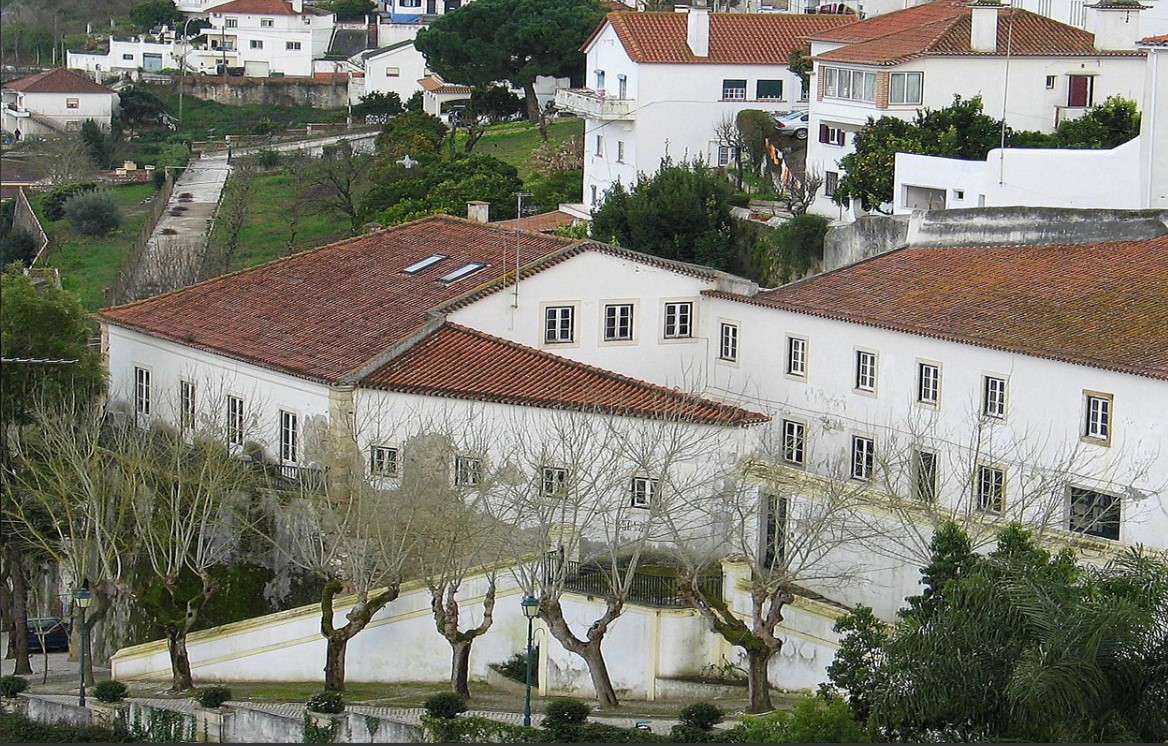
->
[[891, 31, 1168, 211], [67, 34, 187, 76], [803, 0, 1149, 218], [1, 68, 118, 139], [554, 9, 857, 211], [198, 0, 335, 77]]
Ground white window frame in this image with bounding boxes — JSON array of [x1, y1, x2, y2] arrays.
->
[[134, 366, 151, 420], [385, 66, 400, 77], [913, 448, 938, 503], [782, 419, 806, 466], [250, 39, 263, 49], [616, 140, 625, 163], [718, 321, 739, 363], [454, 454, 483, 486], [227, 395, 244, 447], [179, 379, 195, 432], [717, 144, 738, 167], [786, 336, 807, 378], [975, 464, 1005, 514], [543, 304, 575, 344], [1067, 486, 1120, 540], [888, 71, 923, 105], [602, 302, 634, 343], [225, 18, 238, 27], [279, 410, 298, 465], [1083, 391, 1112, 445], [854, 349, 877, 393], [823, 66, 876, 102], [541, 466, 569, 499], [721, 78, 747, 100], [983, 375, 1007, 419], [370, 445, 399, 477], [286, 41, 301, 50], [260, 17, 274, 27], [851, 435, 875, 481], [917, 361, 940, 406], [662, 301, 694, 340], [630, 476, 656, 509]]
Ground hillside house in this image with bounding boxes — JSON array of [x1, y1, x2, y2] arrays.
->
[[1, 68, 118, 139], [197, 0, 335, 77]]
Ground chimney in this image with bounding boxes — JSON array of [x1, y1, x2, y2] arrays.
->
[[687, 8, 710, 58], [291, 0, 304, 12], [1084, 0, 1146, 51], [968, 0, 1001, 53], [467, 201, 490, 223]]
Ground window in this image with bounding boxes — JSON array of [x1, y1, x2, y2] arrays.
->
[[976, 465, 1005, 513], [786, 336, 807, 378], [122, 53, 135, 60], [763, 493, 788, 568], [227, 396, 244, 447], [617, 75, 627, 99], [855, 350, 877, 392], [756, 79, 783, 100], [717, 145, 738, 167], [630, 477, 656, 509], [590, 185, 598, 207], [595, 69, 605, 89], [851, 435, 874, 481], [822, 66, 876, 102], [66, 97, 80, 109], [385, 66, 400, 77], [888, 71, 923, 105], [913, 449, 937, 503], [722, 79, 747, 100], [225, 18, 238, 27], [1067, 487, 1120, 540], [544, 305, 574, 344], [917, 362, 940, 405], [595, 134, 603, 157], [541, 467, 569, 499], [719, 322, 738, 362], [616, 141, 625, 162], [454, 455, 483, 486], [134, 367, 151, 419], [261, 17, 274, 26], [400, 0, 421, 6], [279, 411, 298, 464], [402, 254, 447, 274], [824, 171, 838, 198], [604, 303, 633, 341], [663, 302, 693, 339], [250, 40, 263, 49], [1067, 74, 1094, 107], [983, 376, 1007, 419], [286, 41, 301, 50], [1045, 74, 1057, 89], [819, 124, 845, 146], [782, 419, 805, 466], [180, 380, 195, 431], [1084, 392, 1112, 443], [370, 445, 399, 477], [437, 262, 486, 283]]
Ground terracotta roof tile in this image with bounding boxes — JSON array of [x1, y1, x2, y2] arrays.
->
[[418, 75, 471, 93], [598, 11, 856, 64], [733, 237, 1168, 380], [206, 0, 311, 14], [363, 324, 769, 426], [1141, 34, 1168, 45], [492, 210, 577, 232], [4, 68, 114, 94], [808, 0, 969, 43], [96, 216, 578, 382]]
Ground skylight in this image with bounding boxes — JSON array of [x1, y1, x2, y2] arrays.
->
[[401, 254, 448, 274], [437, 262, 487, 284]]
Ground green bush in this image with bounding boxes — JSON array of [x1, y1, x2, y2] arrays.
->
[[306, 689, 344, 714], [541, 697, 590, 727], [195, 685, 232, 709], [420, 714, 544, 743], [679, 702, 724, 730], [0, 228, 37, 266], [0, 712, 135, 742], [730, 192, 752, 207], [424, 691, 467, 719], [492, 649, 538, 685], [93, 680, 128, 703], [63, 191, 122, 236], [255, 149, 281, 168], [43, 182, 99, 221], [0, 675, 30, 698], [727, 694, 867, 743]]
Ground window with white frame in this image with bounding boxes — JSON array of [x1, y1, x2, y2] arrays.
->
[[782, 419, 805, 466], [286, 41, 301, 50], [134, 367, 151, 419], [855, 350, 877, 392], [851, 435, 874, 480], [595, 134, 603, 157], [261, 17, 274, 26], [385, 66, 400, 76], [179, 380, 195, 431], [616, 141, 625, 162], [225, 18, 238, 27], [123, 53, 135, 60], [595, 69, 605, 89], [717, 144, 738, 167], [722, 79, 747, 100], [604, 303, 633, 341], [763, 493, 787, 568], [718, 322, 739, 362], [400, 0, 422, 6], [824, 171, 838, 197], [822, 66, 877, 102], [1083, 392, 1112, 443], [913, 448, 937, 502], [976, 465, 1004, 513], [370, 445, 399, 477], [1067, 486, 1120, 540], [663, 302, 693, 339], [756, 79, 783, 100], [630, 476, 656, 509], [279, 410, 298, 464], [544, 305, 574, 344], [541, 466, 569, 499], [888, 71, 923, 105], [454, 455, 483, 486], [819, 124, 845, 146], [227, 396, 244, 446], [983, 376, 1007, 419], [786, 336, 807, 378], [918, 362, 940, 405], [250, 39, 263, 49]]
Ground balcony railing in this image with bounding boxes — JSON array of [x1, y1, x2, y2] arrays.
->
[[554, 88, 634, 120], [554, 560, 722, 608], [248, 458, 328, 493]]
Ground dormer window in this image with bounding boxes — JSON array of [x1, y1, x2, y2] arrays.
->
[[402, 254, 447, 274]]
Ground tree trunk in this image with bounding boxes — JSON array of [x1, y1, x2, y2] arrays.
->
[[746, 647, 774, 713], [541, 596, 621, 707], [324, 633, 349, 692], [166, 626, 194, 691], [582, 640, 619, 708], [523, 81, 548, 142], [7, 547, 31, 675], [451, 640, 472, 698]]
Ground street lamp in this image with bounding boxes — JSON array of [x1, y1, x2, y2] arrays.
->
[[73, 584, 93, 707], [178, 17, 197, 127], [521, 594, 540, 727]]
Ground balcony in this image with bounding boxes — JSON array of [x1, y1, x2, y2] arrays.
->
[[554, 88, 634, 121], [554, 560, 722, 608]]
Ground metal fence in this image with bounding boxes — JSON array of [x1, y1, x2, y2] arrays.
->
[[556, 560, 722, 609]]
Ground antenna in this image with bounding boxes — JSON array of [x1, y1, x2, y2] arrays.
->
[[999, 1, 1015, 186], [512, 191, 533, 309]]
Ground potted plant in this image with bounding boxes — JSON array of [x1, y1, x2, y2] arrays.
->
[[304, 689, 347, 739], [193, 685, 233, 743], [90, 680, 130, 728]]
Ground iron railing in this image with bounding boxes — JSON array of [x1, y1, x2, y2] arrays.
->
[[555, 560, 722, 609]]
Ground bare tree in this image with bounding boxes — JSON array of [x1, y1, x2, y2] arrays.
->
[[33, 135, 98, 186], [714, 114, 748, 191], [778, 167, 823, 216], [206, 164, 257, 276], [303, 140, 372, 236]]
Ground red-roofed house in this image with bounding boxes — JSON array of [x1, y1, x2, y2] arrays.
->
[[1, 68, 117, 138], [554, 9, 856, 211], [804, 0, 1149, 217]]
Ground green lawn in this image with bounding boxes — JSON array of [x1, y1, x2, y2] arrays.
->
[[466, 117, 584, 182]]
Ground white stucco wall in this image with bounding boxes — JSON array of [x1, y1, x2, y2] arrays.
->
[[359, 42, 428, 103], [206, 8, 334, 77]]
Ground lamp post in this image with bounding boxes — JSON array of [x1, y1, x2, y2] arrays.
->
[[73, 584, 93, 707], [520, 594, 540, 727], [178, 16, 197, 127]]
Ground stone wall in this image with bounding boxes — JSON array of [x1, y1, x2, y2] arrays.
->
[[174, 77, 348, 110], [14, 188, 50, 264]]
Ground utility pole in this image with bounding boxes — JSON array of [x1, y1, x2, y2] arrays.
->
[[510, 191, 533, 308]]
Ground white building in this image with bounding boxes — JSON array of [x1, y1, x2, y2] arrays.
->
[[67, 34, 187, 76], [554, 9, 856, 211], [198, 0, 335, 77], [1, 68, 118, 138], [803, 0, 1149, 218]]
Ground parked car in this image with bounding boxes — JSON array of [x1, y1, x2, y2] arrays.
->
[[27, 617, 70, 653], [773, 110, 809, 139]]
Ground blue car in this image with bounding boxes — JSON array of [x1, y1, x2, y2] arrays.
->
[[27, 617, 70, 653]]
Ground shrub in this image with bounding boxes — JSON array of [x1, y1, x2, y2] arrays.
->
[[43, 182, 98, 221], [730, 192, 752, 208], [306, 689, 344, 714], [424, 691, 467, 719], [63, 191, 122, 236], [492, 649, 538, 685], [420, 714, 542, 743], [195, 685, 232, 709], [0, 228, 37, 266], [0, 676, 30, 698], [256, 149, 281, 168], [541, 697, 590, 728], [0, 712, 134, 742], [727, 694, 868, 743], [93, 680, 128, 703], [679, 702, 724, 731]]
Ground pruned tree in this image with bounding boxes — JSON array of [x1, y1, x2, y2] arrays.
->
[[778, 167, 823, 217], [714, 114, 748, 190], [207, 164, 256, 275], [302, 140, 373, 236]]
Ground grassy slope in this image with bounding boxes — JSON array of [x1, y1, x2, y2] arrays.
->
[[464, 117, 584, 182]]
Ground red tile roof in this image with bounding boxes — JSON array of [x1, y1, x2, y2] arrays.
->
[[594, 11, 856, 64], [492, 210, 578, 232], [1141, 34, 1168, 45], [206, 0, 310, 14], [731, 237, 1168, 380], [97, 216, 578, 382], [3, 68, 113, 94], [363, 324, 769, 426], [418, 75, 471, 94], [812, 0, 1142, 63]]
